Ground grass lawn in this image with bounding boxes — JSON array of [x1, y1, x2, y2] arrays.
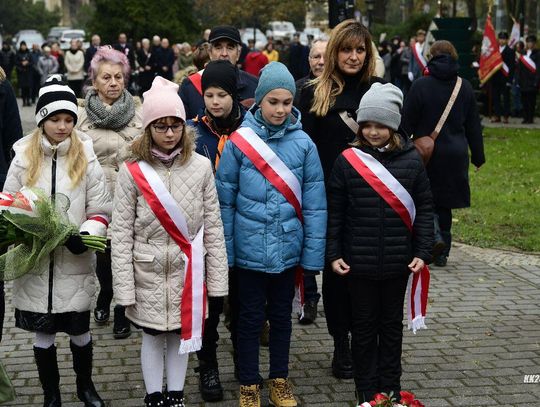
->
[[452, 127, 540, 252]]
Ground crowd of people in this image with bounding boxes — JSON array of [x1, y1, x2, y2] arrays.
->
[[0, 19, 490, 407]]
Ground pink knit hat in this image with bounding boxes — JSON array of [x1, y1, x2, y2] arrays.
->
[[142, 76, 186, 129]]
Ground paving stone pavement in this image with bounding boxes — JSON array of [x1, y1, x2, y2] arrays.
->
[[2, 243, 540, 407]]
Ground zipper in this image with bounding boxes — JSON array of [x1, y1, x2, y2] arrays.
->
[[165, 166, 171, 330], [48, 149, 57, 313]]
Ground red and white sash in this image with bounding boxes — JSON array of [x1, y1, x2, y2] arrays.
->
[[126, 161, 206, 354], [520, 53, 537, 74], [412, 41, 427, 73], [501, 62, 510, 77], [188, 69, 204, 95], [229, 127, 306, 314], [342, 148, 430, 334]]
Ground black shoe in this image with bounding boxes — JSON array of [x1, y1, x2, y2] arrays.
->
[[331, 334, 354, 379], [70, 341, 105, 407], [298, 300, 318, 325], [113, 305, 131, 339], [94, 308, 110, 325], [434, 255, 448, 267], [196, 362, 223, 402], [432, 239, 446, 259], [165, 390, 185, 407], [34, 345, 62, 407], [144, 392, 165, 407]]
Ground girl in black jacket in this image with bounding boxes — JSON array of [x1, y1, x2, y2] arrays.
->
[[326, 83, 433, 405]]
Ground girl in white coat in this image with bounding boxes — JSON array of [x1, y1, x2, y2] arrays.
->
[[3, 77, 111, 407], [112, 76, 228, 407]]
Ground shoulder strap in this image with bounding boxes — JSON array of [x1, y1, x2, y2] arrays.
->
[[432, 77, 462, 140], [338, 111, 359, 135]]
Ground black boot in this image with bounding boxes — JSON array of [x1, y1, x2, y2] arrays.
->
[[113, 304, 131, 339], [196, 361, 223, 401], [33, 345, 61, 407], [432, 214, 446, 259], [332, 334, 354, 379], [164, 390, 185, 407], [144, 392, 165, 407], [70, 341, 105, 407]]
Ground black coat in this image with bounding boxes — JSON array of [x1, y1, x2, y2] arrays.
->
[[326, 138, 433, 279], [0, 76, 23, 189], [16, 50, 33, 88], [113, 42, 136, 71], [297, 75, 385, 180], [517, 49, 540, 92], [179, 69, 258, 119], [401, 55, 485, 209]]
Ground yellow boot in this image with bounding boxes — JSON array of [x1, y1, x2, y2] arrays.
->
[[268, 378, 297, 407], [239, 384, 260, 407]]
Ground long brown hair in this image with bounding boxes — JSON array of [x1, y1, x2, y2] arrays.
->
[[310, 20, 375, 117], [351, 126, 402, 151], [25, 127, 88, 188], [130, 119, 197, 165]]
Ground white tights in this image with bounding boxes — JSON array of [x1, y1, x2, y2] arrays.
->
[[34, 331, 91, 349], [141, 332, 189, 394]]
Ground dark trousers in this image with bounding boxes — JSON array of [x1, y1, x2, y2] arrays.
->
[[95, 248, 113, 311], [521, 90, 537, 122], [20, 86, 31, 103], [492, 81, 511, 117], [196, 296, 224, 365], [67, 79, 83, 98], [322, 264, 352, 338], [435, 206, 452, 257], [303, 272, 320, 303], [347, 274, 409, 402], [237, 267, 296, 385]]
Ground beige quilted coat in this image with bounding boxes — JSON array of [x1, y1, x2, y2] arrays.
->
[[111, 153, 228, 332], [76, 99, 143, 198], [3, 132, 111, 314]]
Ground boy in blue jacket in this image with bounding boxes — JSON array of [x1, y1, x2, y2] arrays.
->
[[216, 62, 326, 407]]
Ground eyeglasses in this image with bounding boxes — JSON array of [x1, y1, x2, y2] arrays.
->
[[152, 123, 184, 133]]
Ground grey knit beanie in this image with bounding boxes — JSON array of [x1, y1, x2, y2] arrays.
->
[[356, 82, 403, 131]]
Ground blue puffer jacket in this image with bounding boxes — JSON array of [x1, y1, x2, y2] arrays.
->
[[216, 106, 327, 273]]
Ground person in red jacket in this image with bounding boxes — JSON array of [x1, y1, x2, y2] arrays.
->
[[243, 42, 269, 77]]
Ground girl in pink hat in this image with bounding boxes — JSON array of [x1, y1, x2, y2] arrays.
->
[[111, 76, 228, 407]]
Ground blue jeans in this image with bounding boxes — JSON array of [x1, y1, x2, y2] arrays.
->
[[236, 267, 296, 385]]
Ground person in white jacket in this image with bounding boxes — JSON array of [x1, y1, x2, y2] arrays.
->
[[111, 76, 228, 407], [64, 39, 85, 97], [3, 76, 111, 407]]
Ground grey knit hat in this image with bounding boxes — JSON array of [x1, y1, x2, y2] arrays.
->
[[255, 62, 296, 105], [356, 82, 403, 131]]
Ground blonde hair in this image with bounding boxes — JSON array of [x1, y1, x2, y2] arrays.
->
[[130, 121, 197, 165], [311, 20, 375, 117], [25, 127, 88, 188], [351, 126, 402, 151]]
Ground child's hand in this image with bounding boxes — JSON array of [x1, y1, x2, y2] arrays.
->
[[331, 258, 350, 275], [408, 257, 425, 273]]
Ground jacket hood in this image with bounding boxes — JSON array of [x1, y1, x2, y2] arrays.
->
[[426, 54, 459, 81], [243, 105, 303, 139]]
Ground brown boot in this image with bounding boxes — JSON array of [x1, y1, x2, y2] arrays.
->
[[268, 378, 297, 407], [239, 384, 260, 407]]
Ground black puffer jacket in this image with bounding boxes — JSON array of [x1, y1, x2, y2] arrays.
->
[[326, 138, 433, 280]]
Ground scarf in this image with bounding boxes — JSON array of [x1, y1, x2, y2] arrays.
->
[[85, 89, 136, 131], [254, 108, 291, 137], [151, 146, 182, 167]]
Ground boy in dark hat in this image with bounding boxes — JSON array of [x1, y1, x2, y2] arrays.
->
[[517, 35, 540, 123], [489, 31, 516, 123], [179, 25, 258, 119], [187, 59, 246, 402]]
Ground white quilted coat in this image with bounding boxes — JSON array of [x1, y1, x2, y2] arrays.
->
[[111, 153, 228, 332], [3, 132, 112, 314], [76, 99, 143, 198]]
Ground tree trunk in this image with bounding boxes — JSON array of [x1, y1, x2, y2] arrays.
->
[[466, 0, 477, 31], [526, 0, 537, 36]]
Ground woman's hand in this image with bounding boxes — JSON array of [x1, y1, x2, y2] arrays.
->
[[331, 258, 350, 275], [408, 257, 425, 273]]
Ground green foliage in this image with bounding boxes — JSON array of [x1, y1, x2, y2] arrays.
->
[[87, 0, 200, 44], [371, 12, 435, 42], [453, 128, 540, 252], [0, 0, 61, 36]]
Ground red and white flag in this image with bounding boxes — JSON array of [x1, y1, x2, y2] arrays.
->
[[509, 20, 521, 49], [127, 161, 206, 354], [229, 127, 306, 316], [479, 15, 504, 85], [342, 148, 430, 334]]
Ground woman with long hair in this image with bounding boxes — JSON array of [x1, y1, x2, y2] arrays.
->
[[297, 19, 384, 381]]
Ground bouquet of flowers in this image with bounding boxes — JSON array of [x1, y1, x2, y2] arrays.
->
[[0, 188, 107, 281], [359, 391, 425, 407]]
